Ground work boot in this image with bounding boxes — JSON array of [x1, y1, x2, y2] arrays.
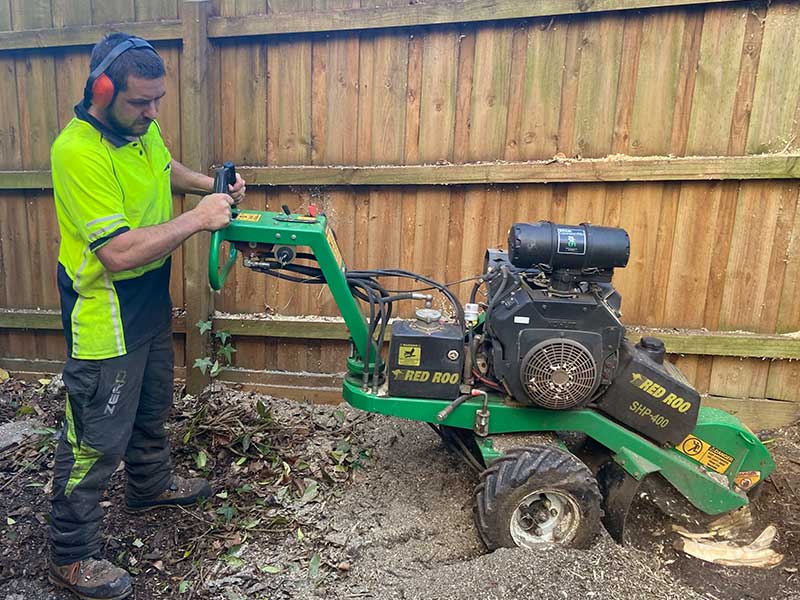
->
[[48, 557, 132, 600], [125, 475, 212, 512]]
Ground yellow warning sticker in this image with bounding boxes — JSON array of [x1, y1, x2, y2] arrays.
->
[[398, 344, 421, 367], [236, 212, 262, 222], [325, 226, 345, 269], [676, 434, 734, 474], [734, 470, 761, 490]]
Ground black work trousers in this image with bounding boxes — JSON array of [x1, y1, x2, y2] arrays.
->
[[50, 326, 174, 565]]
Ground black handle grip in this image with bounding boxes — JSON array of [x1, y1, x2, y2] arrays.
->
[[214, 161, 237, 195]]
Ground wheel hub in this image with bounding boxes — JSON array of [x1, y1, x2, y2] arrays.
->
[[510, 490, 580, 547]]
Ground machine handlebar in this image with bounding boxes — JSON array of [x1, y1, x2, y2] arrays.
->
[[209, 161, 238, 291]]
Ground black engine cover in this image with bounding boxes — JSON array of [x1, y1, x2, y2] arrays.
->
[[486, 272, 624, 408], [597, 338, 700, 446]]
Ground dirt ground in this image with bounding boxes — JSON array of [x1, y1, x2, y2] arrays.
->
[[0, 376, 798, 600]]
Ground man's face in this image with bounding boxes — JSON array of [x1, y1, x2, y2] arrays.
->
[[106, 75, 166, 137]]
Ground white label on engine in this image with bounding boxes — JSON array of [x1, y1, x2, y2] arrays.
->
[[514, 316, 531, 324]]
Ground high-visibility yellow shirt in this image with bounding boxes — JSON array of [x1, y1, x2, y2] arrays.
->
[[51, 108, 173, 359]]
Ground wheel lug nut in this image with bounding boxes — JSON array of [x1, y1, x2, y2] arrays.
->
[[550, 508, 558, 517]]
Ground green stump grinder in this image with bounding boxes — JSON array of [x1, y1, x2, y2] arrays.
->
[[208, 163, 775, 550]]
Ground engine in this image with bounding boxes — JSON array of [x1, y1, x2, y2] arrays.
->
[[475, 221, 700, 446]]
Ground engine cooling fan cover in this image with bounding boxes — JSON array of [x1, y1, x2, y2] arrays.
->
[[519, 339, 598, 409]]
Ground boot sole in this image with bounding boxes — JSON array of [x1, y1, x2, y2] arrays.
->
[[123, 499, 200, 513], [48, 573, 132, 600]]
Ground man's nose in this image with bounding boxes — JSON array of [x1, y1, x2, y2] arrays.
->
[[143, 101, 159, 120]]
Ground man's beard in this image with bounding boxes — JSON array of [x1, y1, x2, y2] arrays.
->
[[107, 107, 152, 137]]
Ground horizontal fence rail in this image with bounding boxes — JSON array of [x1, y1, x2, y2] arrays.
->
[[206, 0, 745, 39], [0, 0, 744, 51], [3, 309, 799, 361], [3, 154, 800, 190], [0, 20, 182, 51]]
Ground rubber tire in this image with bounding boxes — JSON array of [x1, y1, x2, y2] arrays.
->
[[473, 444, 603, 550]]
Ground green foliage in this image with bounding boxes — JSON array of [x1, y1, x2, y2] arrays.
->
[[192, 322, 236, 378]]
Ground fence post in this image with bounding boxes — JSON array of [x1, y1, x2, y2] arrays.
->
[[181, 0, 214, 394]]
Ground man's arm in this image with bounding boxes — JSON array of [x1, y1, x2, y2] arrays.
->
[[170, 158, 214, 195], [170, 158, 246, 202], [95, 193, 233, 273]]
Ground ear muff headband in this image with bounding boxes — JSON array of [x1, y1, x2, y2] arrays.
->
[[83, 37, 157, 108]]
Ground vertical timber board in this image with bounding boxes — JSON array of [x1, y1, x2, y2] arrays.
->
[[369, 31, 408, 164], [639, 184, 680, 325], [10, 0, 50, 29], [662, 182, 722, 328], [610, 13, 643, 154], [452, 27, 475, 163], [556, 17, 582, 159], [0, 1, 10, 31], [727, 4, 767, 155], [667, 6, 702, 155], [467, 23, 513, 161], [776, 185, 800, 334], [502, 23, 528, 162], [52, 0, 92, 26], [573, 13, 624, 158], [267, 38, 312, 167], [53, 50, 90, 130], [313, 26, 359, 165], [628, 8, 685, 155], [445, 187, 467, 301], [747, 2, 800, 154], [518, 16, 565, 156], [181, 0, 213, 394], [612, 183, 665, 325], [91, 0, 135, 24], [404, 30, 422, 164], [761, 182, 799, 332], [271, 0, 313, 13], [135, 0, 180, 20], [766, 360, 800, 403], [355, 31, 374, 165], [699, 181, 738, 329], [0, 52, 20, 171], [685, 4, 747, 155], [717, 181, 784, 332]]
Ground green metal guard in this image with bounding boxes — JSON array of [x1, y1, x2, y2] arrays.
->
[[342, 377, 775, 515]]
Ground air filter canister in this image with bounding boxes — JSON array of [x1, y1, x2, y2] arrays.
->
[[508, 221, 630, 270]]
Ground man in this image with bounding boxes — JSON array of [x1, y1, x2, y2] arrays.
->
[[48, 33, 245, 600]]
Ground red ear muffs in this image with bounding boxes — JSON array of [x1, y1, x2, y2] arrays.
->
[[91, 73, 115, 109]]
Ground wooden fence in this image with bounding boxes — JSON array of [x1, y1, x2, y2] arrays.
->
[[1, 0, 799, 430]]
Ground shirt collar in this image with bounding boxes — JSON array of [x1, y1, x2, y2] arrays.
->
[[74, 103, 135, 149]]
